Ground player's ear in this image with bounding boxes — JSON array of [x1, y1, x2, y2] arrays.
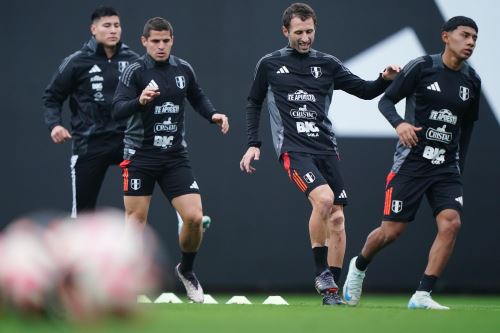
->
[[141, 36, 147, 47], [282, 26, 289, 38], [90, 23, 96, 36], [441, 31, 448, 44]]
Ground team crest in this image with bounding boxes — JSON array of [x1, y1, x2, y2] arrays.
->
[[303, 172, 316, 184], [459, 86, 470, 101], [175, 76, 186, 89], [391, 200, 403, 213], [310, 66, 322, 78], [118, 61, 129, 73], [131, 178, 141, 191]]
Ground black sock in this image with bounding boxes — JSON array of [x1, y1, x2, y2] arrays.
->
[[416, 274, 438, 292], [312, 246, 328, 276], [329, 266, 342, 284], [355, 254, 371, 271], [180, 251, 197, 273]]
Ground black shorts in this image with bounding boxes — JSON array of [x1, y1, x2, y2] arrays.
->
[[119, 149, 200, 201], [280, 152, 348, 205], [383, 172, 463, 222]]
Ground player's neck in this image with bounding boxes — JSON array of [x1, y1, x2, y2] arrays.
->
[[441, 51, 464, 71], [103, 45, 117, 59]]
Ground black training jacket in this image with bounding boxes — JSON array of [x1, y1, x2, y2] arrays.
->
[[43, 37, 139, 155]]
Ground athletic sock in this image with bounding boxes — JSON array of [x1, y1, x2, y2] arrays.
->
[[179, 251, 197, 273], [312, 246, 329, 276], [355, 254, 371, 271], [329, 266, 342, 284], [416, 274, 438, 292]]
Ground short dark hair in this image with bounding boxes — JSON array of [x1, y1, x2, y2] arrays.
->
[[282, 3, 317, 29], [142, 17, 174, 38], [91, 6, 119, 22], [442, 16, 478, 33]]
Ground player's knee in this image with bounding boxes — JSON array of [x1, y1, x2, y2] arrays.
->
[[313, 195, 335, 219], [182, 212, 203, 229], [382, 227, 404, 243], [329, 211, 345, 232], [125, 210, 147, 225], [441, 218, 461, 236]]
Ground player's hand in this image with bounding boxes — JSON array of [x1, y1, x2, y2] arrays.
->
[[211, 113, 229, 134], [240, 147, 260, 174], [139, 87, 160, 105], [396, 122, 422, 148], [382, 64, 401, 80], [50, 125, 72, 144]]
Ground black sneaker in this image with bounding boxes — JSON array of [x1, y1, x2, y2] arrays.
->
[[314, 269, 338, 295], [323, 290, 346, 305]]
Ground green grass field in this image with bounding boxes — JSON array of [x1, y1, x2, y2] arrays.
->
[[1, 294, 499, 333]]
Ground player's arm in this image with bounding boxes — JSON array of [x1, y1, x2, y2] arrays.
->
[[378, 57, 425, 148], [332, 57, 399, 100], [240, 57, 268, 173], [458, 81, 481, 173], [112, 64, 149, 120], [43, 55, 76, 143]]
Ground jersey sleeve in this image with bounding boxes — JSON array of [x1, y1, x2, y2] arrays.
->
[[246, 57, 269, 147], [42, 54, 77, 131], [183, 61, 217, 122], [378, 57, 424, 128], [112, 62, 145, 120], [330, 56, 390, 100], [458, 76, 481, 173]]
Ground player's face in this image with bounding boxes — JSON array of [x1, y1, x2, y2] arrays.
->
[[443, 26, 477, 60], [282, 16, 315, 54], [91, 16, 121, 48], [142, 30, 173, 62]]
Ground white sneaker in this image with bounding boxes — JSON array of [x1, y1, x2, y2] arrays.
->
[[342, 256, 366, 306], [408, 291, 449, 310], [175, 263, 204, 303]]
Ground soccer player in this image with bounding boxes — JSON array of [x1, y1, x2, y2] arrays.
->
[[112, 17, 229, 303], [342, 16, 481, 310], [239, 3, 399, 305], [43, 6, 139, 218]]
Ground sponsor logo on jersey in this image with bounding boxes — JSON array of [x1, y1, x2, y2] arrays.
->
[[310, 66, 322, 78], [290, 105, 317, 119], [276, 66, 290, 74], [91, 82, 103, 91], [89, 64, 101, 73], [154, 118, 177, 133], [429, 109, 457, 125], [153, 135, 174, 149], [422, 146, 446, 165], [459, 86, 470, 101], [391, 200, 403, 213], [426, 81, 441, 92], [296, 121, 319, 137], [287, 90, 316, 102], [175, 76, 186, 89], [93, 92, 104, 102], [118, 61, 129, 73], [130, 178, 141, 191], [90, 75, 103, 82], [303, 172, 315, 183], [426, 125, 452, 144], [155, 101, 180, 114]]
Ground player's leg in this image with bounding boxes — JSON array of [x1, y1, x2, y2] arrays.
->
[[158, 151, 205, 303], [70, 153, 108, 218], [344, 172, 424, 305], [408, 176, 462, 310], [171, 193, 204, 303], [280, 152, 337, 305]]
